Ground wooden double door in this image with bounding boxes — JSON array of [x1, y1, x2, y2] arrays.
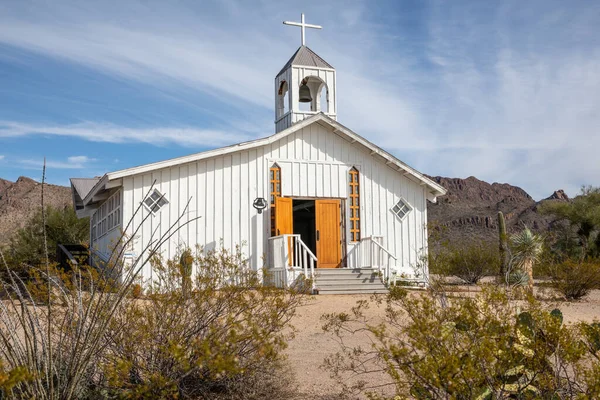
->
[[275, 197, 342, 268]]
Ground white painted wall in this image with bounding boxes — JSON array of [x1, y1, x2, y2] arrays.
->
[[118, 121, 428, 285]]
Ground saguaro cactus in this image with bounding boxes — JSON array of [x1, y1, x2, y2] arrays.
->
[[498, 211, 509, 277]]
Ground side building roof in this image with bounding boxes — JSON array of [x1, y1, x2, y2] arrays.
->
[[70, 178, 101, 218]]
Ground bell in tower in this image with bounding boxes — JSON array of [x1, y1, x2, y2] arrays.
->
[[298, 80, 312, 103], [274, 13, 337, 133]]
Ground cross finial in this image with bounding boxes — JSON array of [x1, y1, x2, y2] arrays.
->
[[283, 13, 322, 46]]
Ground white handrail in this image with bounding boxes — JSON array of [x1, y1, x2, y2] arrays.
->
[[361, 236, 397, 285], [268, 234, 317, 291], [293, 235, 317, 291], [371, 239, 397, 260], [371, 239, 397, 284]]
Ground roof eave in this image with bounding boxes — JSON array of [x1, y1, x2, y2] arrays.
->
[[319, 115, 448, 196], [103, 113, 447, 196]]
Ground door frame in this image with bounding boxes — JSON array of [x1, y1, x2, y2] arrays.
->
[[273, 196, 347, 268]]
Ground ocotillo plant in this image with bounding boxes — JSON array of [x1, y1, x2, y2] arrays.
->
[[498, 211, 509, 277]]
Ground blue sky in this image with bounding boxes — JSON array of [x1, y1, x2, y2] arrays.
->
[[0, 0, 598, 200]]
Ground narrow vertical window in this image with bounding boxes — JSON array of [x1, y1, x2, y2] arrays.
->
[[349, 167, 361, 242], [270, 163, 281, 236]]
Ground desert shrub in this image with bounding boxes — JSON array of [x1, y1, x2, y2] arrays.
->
[[130, 283, 144, 299], [7, 205, 89, 269], [549, 259, 600, 300], [540, 186, 600, 259], [0, 182, 204, 399], [100, 245, 303, 399], [323, 285, 600, 399], [0, 361, 30, 396], [0, 245, 302, 400], [435, 241, 499, 284]]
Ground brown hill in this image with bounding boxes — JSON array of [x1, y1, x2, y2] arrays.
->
[[0, 177, 72, 245], [0, 174, 569, 249], [427, 176, 568, 245]]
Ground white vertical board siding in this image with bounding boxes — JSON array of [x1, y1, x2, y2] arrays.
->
[[120, 121, 430, 283]]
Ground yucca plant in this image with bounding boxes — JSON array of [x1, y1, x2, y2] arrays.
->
[[511, 227, 544, 293]]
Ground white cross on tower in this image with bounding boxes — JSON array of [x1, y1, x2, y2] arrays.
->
[[283, 13, 322, 46]]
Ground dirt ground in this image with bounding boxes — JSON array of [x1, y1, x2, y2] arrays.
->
[[285, 288, 600, 399]]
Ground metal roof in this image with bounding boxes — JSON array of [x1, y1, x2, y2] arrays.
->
[[277, 46, 334, 76], [70, 178, 100, 200], [95, 113, 446, 199]]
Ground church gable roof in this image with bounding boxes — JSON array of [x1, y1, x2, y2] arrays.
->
[[88, 114, 445, 204], [277, 46, 334, 76]]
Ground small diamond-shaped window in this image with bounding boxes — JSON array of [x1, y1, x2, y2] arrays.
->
[[391, 198, 412, 220], [143, 189, 168, 214]]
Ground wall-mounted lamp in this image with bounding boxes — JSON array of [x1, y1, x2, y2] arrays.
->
[[253, 197, 268, 214]]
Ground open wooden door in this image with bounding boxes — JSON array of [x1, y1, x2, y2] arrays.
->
[[315, 199, 342, 268], [275, 197, 293, 236], [275, 197, 293, 266]]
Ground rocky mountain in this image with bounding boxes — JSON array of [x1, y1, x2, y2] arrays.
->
[[0, 177, 72, 245], [0, 174, 570, 248], [427, 176, 568, 245]]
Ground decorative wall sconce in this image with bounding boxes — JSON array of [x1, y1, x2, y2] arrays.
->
[[253, 197, 268, 214]]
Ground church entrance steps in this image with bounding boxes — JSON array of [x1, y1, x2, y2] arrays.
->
[[314, 268, 388, 294]]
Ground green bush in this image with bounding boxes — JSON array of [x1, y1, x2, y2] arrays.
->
[[99, 246, 303, 399], [3, 205, 89, 279], [549, 259, 600, 300], [323, 285, 600, 399], [0, 184, 303, 399], [433, 241, 499, 284], [540, 186, 600, 260], [0, 245, 303, 400]]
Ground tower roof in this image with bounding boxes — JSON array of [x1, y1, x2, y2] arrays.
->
[[277, 45, 334, 76]]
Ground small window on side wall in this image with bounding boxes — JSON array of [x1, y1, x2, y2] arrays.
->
[[143, 189, 168, 214], [270, 163, 282, 236], [391, 198, 412, 220], [349, 167, 360, 242]]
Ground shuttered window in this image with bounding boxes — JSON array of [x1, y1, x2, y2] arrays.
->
[[270, 164, 281, 236], [349, 167, 361, 242]]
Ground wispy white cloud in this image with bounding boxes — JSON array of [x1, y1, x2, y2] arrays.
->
[[0, 120, 252, 147], [67, 156, 95, 164], [18, 156, 94, 170], [0, 155, 5, 161], [0, 1, 598, 199]]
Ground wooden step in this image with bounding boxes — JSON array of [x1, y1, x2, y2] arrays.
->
[[313, 268, 388, 295], [317, 286, 388, 295]]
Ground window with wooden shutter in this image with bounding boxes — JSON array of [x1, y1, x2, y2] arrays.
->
[[349, 167, 361, 242], [270, 163, 281, 236]]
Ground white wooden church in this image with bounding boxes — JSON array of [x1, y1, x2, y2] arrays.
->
[[70, 15, 446, 293]]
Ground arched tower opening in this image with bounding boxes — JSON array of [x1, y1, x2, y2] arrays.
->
[[276, 81, 289, 118], [318, 81, 329, 113], [299, 75, 328, 113]]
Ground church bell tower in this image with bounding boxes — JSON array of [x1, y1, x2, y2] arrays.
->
[[275, 13, 337, 133]]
